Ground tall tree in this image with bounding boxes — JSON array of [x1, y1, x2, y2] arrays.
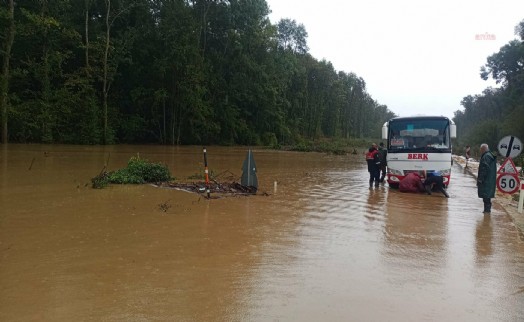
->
[[0, 0, 15, 143], [277, 18, 308, 54], [99, 0, 137, 144]]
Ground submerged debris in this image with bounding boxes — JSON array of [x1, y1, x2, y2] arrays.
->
[[91, 170, 111, 189], [157, 181, 258, 196], [90, 152, 262, 198], [155, 167, 262, 198], [157, 200, 172, 212]]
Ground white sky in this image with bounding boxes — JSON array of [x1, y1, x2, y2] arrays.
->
[[266, 0, 524, 119]]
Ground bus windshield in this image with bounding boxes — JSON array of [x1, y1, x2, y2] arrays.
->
[[388, 118, 450, 151]]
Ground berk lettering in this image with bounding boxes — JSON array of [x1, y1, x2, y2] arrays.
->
[[408, 153, 428, 160]]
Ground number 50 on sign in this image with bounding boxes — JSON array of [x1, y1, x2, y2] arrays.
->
[[497, 174, 520, 194]]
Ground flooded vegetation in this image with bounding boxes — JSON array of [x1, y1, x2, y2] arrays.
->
[[1, 144, 524, 321]]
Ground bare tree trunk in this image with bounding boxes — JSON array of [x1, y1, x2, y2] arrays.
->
[[356, 92, 363, 139], [41, 1, 53, 142], [176, 105, 182, 145], [171, 103, 175, 145], [359, 101, 364, 139], [85, 0, 90, 70], [170, 74, 176, 145], [102, 0, 111, 144], [1, 0, 15, 144], [100, 0, 135, 144], [346, 86, 355, 139], [197, 1, 210, 61], [162, 94, 166, 144]]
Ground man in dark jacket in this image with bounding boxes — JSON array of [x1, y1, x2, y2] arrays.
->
[[477, 143, 497, 213], [366, 143, 381, 188]]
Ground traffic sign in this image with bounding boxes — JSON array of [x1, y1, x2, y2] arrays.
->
[[497, 158, 519, 174], [497, 173, 520, 194], [498, 136, 522, 158]]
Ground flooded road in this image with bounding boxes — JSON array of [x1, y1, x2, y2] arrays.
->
[[1, 144, 523, 321]]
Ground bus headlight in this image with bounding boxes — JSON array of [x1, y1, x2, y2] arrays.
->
[[440, 169, 451, 176], [388, 169, 403, 175]]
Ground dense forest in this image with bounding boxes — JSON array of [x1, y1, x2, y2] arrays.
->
[[453, 19, 524, 157], [0, 0, 395, 145]]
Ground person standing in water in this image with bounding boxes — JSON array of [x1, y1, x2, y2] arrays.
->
[[465, 145, 471, 168], [365, 143, 381, 188], [477, 143, 496, 213]]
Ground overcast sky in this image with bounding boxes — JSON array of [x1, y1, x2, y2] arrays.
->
[[266, 0, 524, 119]]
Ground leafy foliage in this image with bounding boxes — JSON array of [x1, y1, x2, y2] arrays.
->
[[91, 156, 171, 188]]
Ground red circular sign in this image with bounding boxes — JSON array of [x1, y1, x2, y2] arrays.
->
[[496, 174, 520, 194]]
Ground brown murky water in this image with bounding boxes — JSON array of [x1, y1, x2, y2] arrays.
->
[[1, 144, 524, 321]]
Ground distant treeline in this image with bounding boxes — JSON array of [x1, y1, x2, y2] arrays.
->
[[453, 19, 524, 156], [0, 0, 395, 145]]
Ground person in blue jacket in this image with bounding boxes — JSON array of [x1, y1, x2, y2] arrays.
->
[[423, 170, 449, 198], [477, 143, 497, 213]]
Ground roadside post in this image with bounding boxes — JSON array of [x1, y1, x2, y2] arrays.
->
[[203, 147, 210, 199], [519, 182, 524, 214]]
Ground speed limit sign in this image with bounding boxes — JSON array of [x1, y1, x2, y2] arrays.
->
[[497, 174, 520, 194]]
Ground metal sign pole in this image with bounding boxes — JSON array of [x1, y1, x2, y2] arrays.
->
[[203, 147, 210, 199]]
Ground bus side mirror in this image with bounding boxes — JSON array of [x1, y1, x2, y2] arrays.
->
[[450, 124, 456, 138], [382, 123, 388, 140]]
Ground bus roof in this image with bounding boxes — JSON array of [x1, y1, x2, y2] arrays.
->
[[387, 116, 454, 123]]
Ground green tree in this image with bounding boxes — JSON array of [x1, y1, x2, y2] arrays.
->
[[277, 18, 308, 54], [456, 19, 524, 147], [0, 0, 15, 143]]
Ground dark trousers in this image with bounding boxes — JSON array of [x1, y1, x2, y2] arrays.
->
[[424, 176, 449, 197], [483, 198, 492, 213], [369, 168, 380, 187], [380, 165, 387, 182]]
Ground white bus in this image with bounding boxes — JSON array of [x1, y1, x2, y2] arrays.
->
[[381, 116, 457, 188]]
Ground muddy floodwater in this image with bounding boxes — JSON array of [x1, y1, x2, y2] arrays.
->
[[1, 144, 524, 321]]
